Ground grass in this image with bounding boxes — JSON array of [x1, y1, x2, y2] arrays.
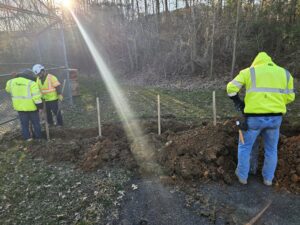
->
[[72, 76, 300, 127], [1, 76, 300, 224], [62, 76, 239, 128], [0, 141, 131, 225]]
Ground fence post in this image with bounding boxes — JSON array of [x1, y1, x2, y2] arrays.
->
[[157, 94, 161, 135], [43, 102, 50, 141], [213, 91, 217, 126], [96, 97, 102, 137]]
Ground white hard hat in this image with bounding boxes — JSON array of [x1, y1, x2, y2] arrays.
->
[[32, 64, 45, 75]]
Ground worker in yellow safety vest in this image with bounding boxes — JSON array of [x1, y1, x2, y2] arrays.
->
[[32, 64, 64, 126], [227, 52, 295, 186], [5, 69, 43, 141]]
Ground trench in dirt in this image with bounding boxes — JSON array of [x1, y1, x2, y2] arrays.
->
[[2, 118, 299, 194], [1, 118, 300, 225]]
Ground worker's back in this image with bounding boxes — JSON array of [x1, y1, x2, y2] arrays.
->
[[227, 52, 295, 114], [6, 77, 40, 112]]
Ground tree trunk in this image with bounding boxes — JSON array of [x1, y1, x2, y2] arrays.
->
[[230, 0, 241, 77], [289, 0, 298, 23], [127, 41, 134, 71], [185, 0, 189, 8], [210, 2, 216, 79], [144, 0, 148, 16], [152, 0, 155, 14], [131, 0, 135, 19], [165, 0, 169, 12], [217, 0, 222, 17], [136, 0, 140, 18], [191, 7, 197, 73], [156, 0, 160, 14]]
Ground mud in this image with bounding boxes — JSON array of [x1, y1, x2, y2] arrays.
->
[[2, 118, 299, 193]]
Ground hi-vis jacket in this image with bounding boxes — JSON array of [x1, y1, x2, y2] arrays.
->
[[37, 74, 60, 101], [6, 77, 42, 111], [227, 52, 295, 114]]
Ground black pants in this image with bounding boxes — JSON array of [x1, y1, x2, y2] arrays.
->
[[45, 100, 63, 126]]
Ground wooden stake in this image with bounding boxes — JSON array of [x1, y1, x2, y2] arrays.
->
[[96, 97, 102, 137], [43, 102, 50, 141], [157, 94, 161, 135], [212, 91, 217, 126]]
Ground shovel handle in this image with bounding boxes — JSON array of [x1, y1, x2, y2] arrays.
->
[[239, 129, 245, 144]]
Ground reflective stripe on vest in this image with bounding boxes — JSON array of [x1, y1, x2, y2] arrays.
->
[[40, 75, 56, 94], [11, 80, 33, 99], [247, 67, 294, 94], [230, 79, 243, 89]]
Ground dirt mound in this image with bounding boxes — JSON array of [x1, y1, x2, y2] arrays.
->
[[28, 125, 137, 172], [276, 135, 300, 193], [157, 121, 237, 184], [80, 136, 136, 171], [5, 118, 299, 193]]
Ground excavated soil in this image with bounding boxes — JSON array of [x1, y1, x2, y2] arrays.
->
[[156, 120, 237, 184], [277, 135, 300, 193], [2, 119, 299, 193]]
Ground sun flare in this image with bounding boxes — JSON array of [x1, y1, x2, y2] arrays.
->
[[55, 0, 73, 8]]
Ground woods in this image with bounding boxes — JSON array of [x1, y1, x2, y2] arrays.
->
[[0, 0, 299, 80]]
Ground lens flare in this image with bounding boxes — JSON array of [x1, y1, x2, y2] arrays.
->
[[55, 0, 73, 8], [69, 10, 161, 174]]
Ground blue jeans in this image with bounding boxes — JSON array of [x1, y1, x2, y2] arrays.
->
[[237, 116, 282, 182], [18, 111, 42, 140], [45, 100, 63, 126], [250, 136, 260, 174]]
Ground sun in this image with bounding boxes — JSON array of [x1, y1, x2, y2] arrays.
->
[[55, 0, 73, 8]]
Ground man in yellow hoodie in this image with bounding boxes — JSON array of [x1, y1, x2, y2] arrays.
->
[[6, 69, 43, 141], [227, 52, 295, 186]]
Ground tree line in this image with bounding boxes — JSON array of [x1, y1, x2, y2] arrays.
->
[[0, 0, 299, 81]]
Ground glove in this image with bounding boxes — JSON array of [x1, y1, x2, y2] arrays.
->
[[58, 94, 63, 101], [230, 94, 245, 113], [35, 103, 43, 110], [234, 101, 245, 112]]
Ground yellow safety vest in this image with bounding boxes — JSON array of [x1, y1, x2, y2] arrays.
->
[[5, 77, 42, 111], [37, 74, 60, 101], [227, 52, 295, 114]]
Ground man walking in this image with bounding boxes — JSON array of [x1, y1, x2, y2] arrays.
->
[[5, 70, 43, 141], [227, 52, 295, 186], [32, 64, 64, 126]]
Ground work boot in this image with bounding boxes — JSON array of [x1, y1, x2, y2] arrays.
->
[[263, 180, 272, 186], [235, 169, 247, 185]]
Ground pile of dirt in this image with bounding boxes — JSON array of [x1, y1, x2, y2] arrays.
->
[[26, 119, 194, 173], [157, 121, 238, 184], [4, 118, 299, 193], [28, 125, 136, 172], [276, 135, 300, 193]]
